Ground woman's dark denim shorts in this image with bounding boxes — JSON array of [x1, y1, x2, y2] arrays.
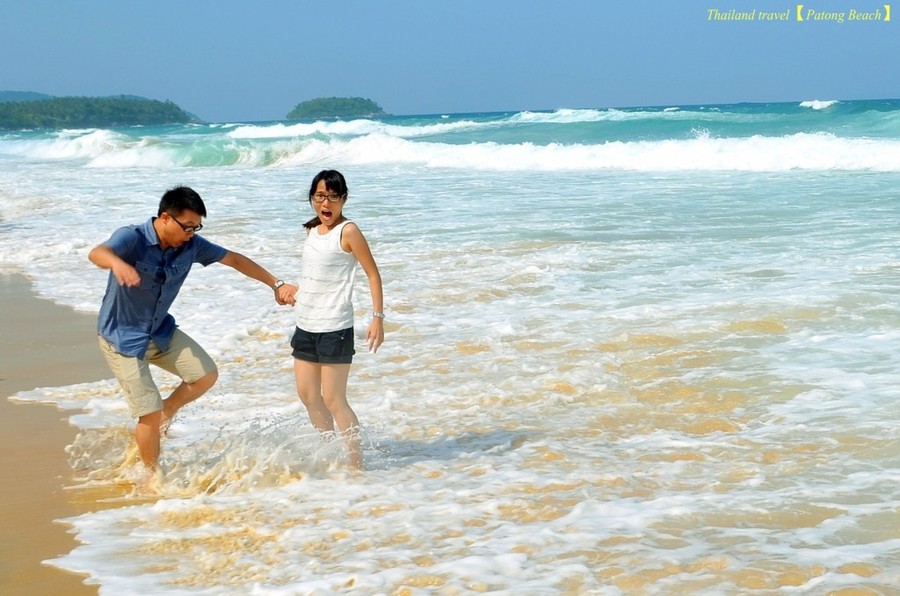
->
[[291, 327, 355, 364]]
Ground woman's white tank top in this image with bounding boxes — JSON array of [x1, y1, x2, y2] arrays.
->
[[294, 220, 358, 332]]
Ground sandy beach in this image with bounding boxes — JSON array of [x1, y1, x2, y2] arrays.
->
[[0, 273, 108, 595]]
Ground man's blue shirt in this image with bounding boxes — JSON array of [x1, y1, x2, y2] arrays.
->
[[97, 217, 227, 358]]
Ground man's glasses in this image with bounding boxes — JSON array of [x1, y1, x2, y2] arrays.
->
[[168, 213, 203, 233], [311, 193, 346, 204]]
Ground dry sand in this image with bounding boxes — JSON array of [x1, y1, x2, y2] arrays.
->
[[0, 272, 108, 595]]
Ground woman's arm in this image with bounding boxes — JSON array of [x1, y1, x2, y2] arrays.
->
[[343, 223, 384, 352]]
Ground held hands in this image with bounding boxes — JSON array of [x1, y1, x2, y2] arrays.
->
[[272, 278, 381, 350], [275, 283, 298, 306]]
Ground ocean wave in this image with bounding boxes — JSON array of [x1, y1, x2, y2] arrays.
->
[[5, 129, 900, 172], [510, 107, 772, 125], [800, 99, 840, 110], [300, 131, 899, 172], [6, 129, 129, 160], [227, 117, 495, 140], [226, 107, 786, 141], [512, 108, 617, 123], [7, 99, 900, 169]]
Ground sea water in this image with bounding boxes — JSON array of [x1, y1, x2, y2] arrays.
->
[[2, 99, 900, 593]]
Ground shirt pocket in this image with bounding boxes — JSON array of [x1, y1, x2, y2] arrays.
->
[[164, 261, 190, 287], [135, 261, 164, 292]]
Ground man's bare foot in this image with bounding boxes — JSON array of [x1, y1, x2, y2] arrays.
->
[[137, 467, 165, 495]]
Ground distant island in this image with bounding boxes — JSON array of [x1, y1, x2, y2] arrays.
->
[[0, 91, 387, 128], [287, 97, 387, 119], [0, 95, 195, 130], [0, 90, 53, 103]]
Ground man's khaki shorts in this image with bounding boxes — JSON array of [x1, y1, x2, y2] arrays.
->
[[98, 329, 217, 418]]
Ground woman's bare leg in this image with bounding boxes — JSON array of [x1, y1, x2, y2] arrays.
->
[[294, 358, 334, 433], [321, 363, 363, 469]]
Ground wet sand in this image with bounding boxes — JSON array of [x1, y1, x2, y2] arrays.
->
[[0, 273, 108, 595]]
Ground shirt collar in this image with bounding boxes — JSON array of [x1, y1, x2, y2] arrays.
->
[[141, 217, 162, 247]]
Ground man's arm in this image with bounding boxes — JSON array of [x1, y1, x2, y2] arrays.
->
[[89, 244, 141, 287], [219, 250, 295, 304]]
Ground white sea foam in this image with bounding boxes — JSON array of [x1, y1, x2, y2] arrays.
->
[[512, 108, 617, 123], [10, 129, 127, 160], [301, 132, 900, 172], [800, 99, 840, 110], [228, 117, 492, 140]]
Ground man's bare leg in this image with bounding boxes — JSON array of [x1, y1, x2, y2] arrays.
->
[[135, 409, 164, 470], [160, 370, 218, 430], [133, 371, 218, 491]]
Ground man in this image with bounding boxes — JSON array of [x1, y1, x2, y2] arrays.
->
[[89, 186, 295, 482]]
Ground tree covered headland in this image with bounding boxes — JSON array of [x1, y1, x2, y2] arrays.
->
[[287, 97, 386, 119], [0, 96, 194, 130], [0, 91, 52, 102]]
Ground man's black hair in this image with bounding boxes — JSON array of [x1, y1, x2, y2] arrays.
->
[[158, 186, 207, 217]]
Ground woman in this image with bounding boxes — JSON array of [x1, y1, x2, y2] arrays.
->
[[288, 170, 384, 469]]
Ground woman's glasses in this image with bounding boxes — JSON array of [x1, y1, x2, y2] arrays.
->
[[311, 193, 346, 204]]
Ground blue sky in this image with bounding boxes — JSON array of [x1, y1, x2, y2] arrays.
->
[[1, 0, 897, 122]]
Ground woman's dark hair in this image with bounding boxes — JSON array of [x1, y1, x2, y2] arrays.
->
[[304, 170, 348, 229], [158, 186, 207, 217]]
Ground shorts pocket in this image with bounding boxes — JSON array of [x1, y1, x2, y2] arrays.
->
[[291, 328, 315, 353], [317, 330, 348, 358]]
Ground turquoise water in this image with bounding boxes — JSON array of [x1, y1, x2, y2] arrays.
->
[[4, 98, 900, 169], [2, 99, 900, 593]]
